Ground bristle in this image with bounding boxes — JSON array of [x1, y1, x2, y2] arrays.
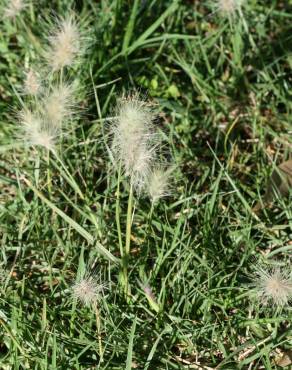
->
[[23, 69, 41, 96], [46, 15, 81, 71], [72, 273, 106, 307], [147, 167, 172, 203], [111, 93, 159, 191], [4, 0, 26, 18], [43, 84, 75, 127], [18, 108, 58, 150], [249, 263, 292, 307], [216, 0, 242, 15]]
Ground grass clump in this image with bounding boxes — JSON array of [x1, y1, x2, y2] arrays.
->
[[0, 0, 291, 369]]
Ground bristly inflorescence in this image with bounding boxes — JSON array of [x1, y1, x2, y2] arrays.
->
[[3, 0, 26, 19], [18, 82, 76, 150], [23, 69, 41, 96], [72, 273, 107, 307], [18, 108, 58, 151], [147, 167, 173, 203], [249, 262, 292, 307], [46, 15, 82, 72], [42, 83, 76, 127], [216, 0, 243, 15], [111, 93, 160, 192], [16, 12, 84, 152]]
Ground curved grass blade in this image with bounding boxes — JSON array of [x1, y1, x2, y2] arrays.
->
[[22, 177, 120, 264]]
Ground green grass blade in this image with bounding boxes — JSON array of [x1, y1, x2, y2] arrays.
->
[[127, 1, 178, 54], [125, 317, 137, 370], [22, 178, 119, 264], [122, 0, 140, 54]]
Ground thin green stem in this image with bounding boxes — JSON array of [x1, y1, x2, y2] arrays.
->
[[115, 164, 123, 258], [46, 149, 52, 195], [121, 182, 134, 299], [125, 183, 133, 256], [238, 7, 256, 49], [95, 305, 103, 363]]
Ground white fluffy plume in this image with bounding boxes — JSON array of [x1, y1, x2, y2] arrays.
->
[[216, 0, 243, 15], [72, 273, 106, 307], [111, 93, 159, 191], [23, 69, 41, 96], [18, 108, 58, 150], [147, 167, 173, 203], [46, 15, 81, 71], [43, 83, 75, 127], [4, 0, 26, 19], [249, 262, 292, 307], [18, 82, 76, 150]]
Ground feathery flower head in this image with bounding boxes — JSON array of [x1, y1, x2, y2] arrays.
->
[[3, 0, 26, 19], [147, 166, 173, 203], [216, 0, 243, 15], [23, 69, 41, 96], [72, 273, 106, 307], [43, 83, 75, 127], [249, 263, 292, 307], [18, 108, 58, 150], [46, 15, 81, 71], [111, 93, 158, 191]]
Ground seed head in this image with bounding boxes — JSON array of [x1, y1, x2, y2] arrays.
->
[[43, 84, 75, 127], [111, 93, 159, 191], [216, 0, 242, 15], [249, 263, 292, 307], [4, 0, 26, 19], [18, 108, 58, 150], [46, 15, 81, 71], [23, 69, 41, 96], [72, 274, 106, 307], [147, 167, 172, 203]]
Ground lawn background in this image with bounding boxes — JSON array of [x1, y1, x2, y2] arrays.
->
[[0, 0, 291, 369]]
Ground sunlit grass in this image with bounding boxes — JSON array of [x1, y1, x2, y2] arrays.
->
[[0, 0, 291, 368]]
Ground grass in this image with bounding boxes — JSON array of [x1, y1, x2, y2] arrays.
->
[[0, 0, 292, 369]]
